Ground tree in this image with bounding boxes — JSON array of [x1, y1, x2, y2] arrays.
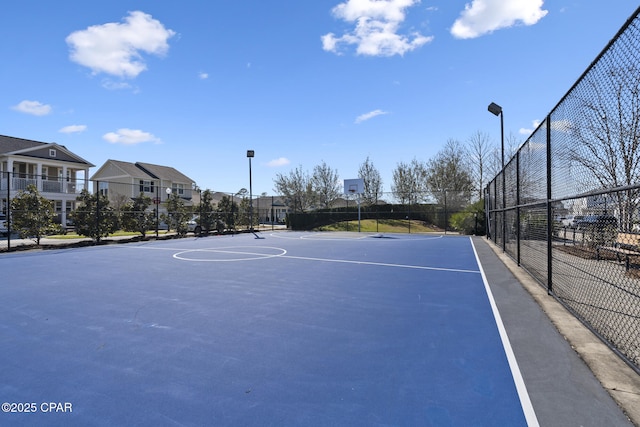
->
[[450, 199, 486, 235], [487, 131, 521, 180], [120, 193, 155, 237], [358, 156, 383, 205], [273, 166, 316, 212], [569, 65, 640, 231], [312, 161, 341, 209], [9, 184, 60, 245], [426, 139, 474, 211], [391, 158, 427, 205], [164, 191, 190, 236], [466, 131, 493, 201], [195, 189, 217, 234], [217, 195, 238, 231], [71, 189, 119, 242]]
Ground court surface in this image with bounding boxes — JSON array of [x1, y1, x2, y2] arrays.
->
[[2, 232, 537, 426]]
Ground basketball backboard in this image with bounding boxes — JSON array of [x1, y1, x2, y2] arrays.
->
[[343, 178, 364, 195]]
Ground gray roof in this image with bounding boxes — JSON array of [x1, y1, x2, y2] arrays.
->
[[0, 134, 94, 166], [94, 160, 194, 184], [105, 160, 154, 179], [136, 162, 194, 184], [0, 135, 44, 154]]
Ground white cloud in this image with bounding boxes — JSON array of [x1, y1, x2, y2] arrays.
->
[[355, 109, 389, 124], [551, 119, 573, 133], [102, 79, 135, 91], [103, 128, 160, 145], [451, 0, 548, 39], [322, 0, 433, 56], [198, 72, 209, 80], [12, 100, 52, 116], [519, 119, 542, 135], [59, 125, 87, 134], [66, 11, 176, 78], [520, 118, 573, 136], [267, 157, 291, 167]]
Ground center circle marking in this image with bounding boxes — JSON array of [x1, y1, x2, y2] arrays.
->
[[173, 246, 287, 262]]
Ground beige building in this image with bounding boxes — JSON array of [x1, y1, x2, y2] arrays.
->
[[0, 134, 94, 227], [91, 159, 196, 213]]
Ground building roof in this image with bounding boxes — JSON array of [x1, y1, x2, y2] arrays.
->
[[136, 162, 194, 184], [0, 134, 94, 166], [92, 159, 194, 184], [103, 159, 153, 179], [0, 135, 43, 154]]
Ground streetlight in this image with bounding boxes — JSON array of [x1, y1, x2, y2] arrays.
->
[[247, 150, 254, 232], [487, 102, 504, 170], [488, 101, 505, 251], [166, 187, 172, 233]]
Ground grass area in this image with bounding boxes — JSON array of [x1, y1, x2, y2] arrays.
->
[[315, 219, 442, 233]]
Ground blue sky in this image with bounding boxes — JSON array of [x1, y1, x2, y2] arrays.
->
[[1, 1, 637, 196]]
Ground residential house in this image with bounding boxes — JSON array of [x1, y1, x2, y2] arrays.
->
[[91, 160, 195, 213], [253, 195, 289, 223], [0, 135, 94, 227]]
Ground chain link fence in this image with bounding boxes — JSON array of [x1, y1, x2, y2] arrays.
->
[[486, 6, 640, 373], [1, 170, 480, 247]]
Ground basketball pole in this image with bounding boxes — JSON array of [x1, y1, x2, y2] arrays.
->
[[357, 193, 361, 232]]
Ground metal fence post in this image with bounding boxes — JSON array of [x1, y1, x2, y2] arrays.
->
[[516, 151, 521, 265], [546, 116, 553, 295], [5, 171, 10, 251], [96, 180, 100, 243]]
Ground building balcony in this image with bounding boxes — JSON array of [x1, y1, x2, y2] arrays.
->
[[0, 177, 86, 195]]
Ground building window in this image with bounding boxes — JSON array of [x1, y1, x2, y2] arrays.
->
[[99, 181, 108, 196], [139, 180, 155, 193], [49, 149, 57, 157], [172, 183, 185, 196]]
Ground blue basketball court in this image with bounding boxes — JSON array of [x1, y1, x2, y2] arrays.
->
[[2, 232, 540, 425]]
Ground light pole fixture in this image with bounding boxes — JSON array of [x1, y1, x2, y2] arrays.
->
[[487, 102, 504, 169], [488, 101, 506, 252], [247, 150, 254, 232]]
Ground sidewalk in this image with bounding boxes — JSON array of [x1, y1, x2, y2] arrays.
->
[[473, 237, 640, 426], [0, 234, 145, 251]]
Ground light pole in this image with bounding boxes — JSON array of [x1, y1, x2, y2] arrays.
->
[[487, 102, 504, 170], [247, 150, 254, 232], [488, 102, 505, 251], [166, 187, 172, 233]]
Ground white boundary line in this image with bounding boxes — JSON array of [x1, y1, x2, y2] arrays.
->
[[278, 254, 480, 273], [128, 242, 479, 273], [470, 237, 540, 427], [268, 232, 446, 242]]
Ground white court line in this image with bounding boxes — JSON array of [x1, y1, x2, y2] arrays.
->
[[278, 254, 480, 274], [269, 232, 445, 242], [470, 237, 539, 427], [173, 247, 287, 262], [128, 243, 479, 273]]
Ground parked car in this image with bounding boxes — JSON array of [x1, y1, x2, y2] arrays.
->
[[187, 216, 202, 234], [561, 215, 574, 227], [574, 215, 617, 229], [0, 214, 7, 236]]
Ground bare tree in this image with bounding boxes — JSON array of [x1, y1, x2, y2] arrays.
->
[[569, 65, 640, 231], [273, 166, 316, 213], [358, 156, 383, 205], [312, 161, 341, 209], [467, 130, 493, 200], [486, 131, 522, 180], [391, 158, 427, 204], [426, 139, 474, 210]]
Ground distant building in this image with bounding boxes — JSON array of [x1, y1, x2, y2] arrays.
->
[[91, 160, 196, 213], [0, 134, 94, 227]]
